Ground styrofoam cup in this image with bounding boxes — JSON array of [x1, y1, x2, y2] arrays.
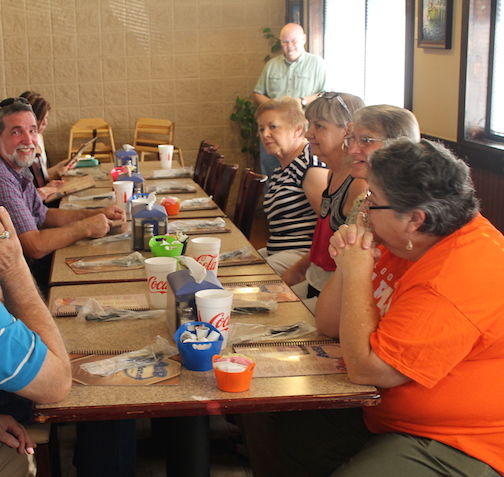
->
[[144, 257, 177, 309], [195, 289, 233, 348], [112, 181, 134, 211], [158, 144, 174, 169], [185, 237, 221, 276]]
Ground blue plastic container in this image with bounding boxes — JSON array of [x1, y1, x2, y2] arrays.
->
[[175, 321, 223, 371]]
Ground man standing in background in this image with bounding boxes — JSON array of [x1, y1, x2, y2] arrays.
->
[[253, 23, 327, 177]]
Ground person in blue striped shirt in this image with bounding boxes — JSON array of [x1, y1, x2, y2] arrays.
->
[[0, 206, 71, 476]]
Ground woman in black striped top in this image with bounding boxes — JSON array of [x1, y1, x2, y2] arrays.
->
[[257, 97, 329, 274]]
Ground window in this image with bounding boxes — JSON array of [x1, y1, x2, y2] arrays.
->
[[460, 0, 504, 146], [323, 0, 413, 107]]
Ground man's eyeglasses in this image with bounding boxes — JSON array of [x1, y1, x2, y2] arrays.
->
[[343, 135, 387, 149], [317, 92, 352, 120], [0, 97, 30, 108], [364, 191, 393, 211]]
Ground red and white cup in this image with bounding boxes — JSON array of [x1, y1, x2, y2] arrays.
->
[[185, 237, 221, 276], [112, 180, 134, 212], [144, 257, 177, 309], [158, 144, 174, 169], [195, 289, 233, 349]]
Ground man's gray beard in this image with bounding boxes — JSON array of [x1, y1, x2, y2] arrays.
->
[[6, 151, 36, 168]]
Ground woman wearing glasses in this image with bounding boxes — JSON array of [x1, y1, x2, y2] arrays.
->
[[256, 97, 329, 273], [282, 92, 365, 308], [318, 139, 504, 477], [285, 104, 421, 310]]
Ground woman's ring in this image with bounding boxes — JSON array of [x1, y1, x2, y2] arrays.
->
[[0, 231, 10, 239]]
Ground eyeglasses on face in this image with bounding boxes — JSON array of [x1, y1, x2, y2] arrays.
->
[[364, 191, 393, 211], [343, 135, 387, 149], [0, 97, 30, 108]]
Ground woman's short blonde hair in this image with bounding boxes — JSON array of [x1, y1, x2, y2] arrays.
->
[[255, 97, 307, 130]]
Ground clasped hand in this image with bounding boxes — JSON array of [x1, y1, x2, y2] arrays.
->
[[328, 213, 380, 273]]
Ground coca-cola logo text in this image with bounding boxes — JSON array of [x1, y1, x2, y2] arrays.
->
[[198, 311, 229, 331], [148, 276, 167, 294], [196, 254, 218, 271]]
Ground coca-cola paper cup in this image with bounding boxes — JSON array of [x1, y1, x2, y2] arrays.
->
[[113, 180, 134, 212], [144, 257, 177, 309], [186, 237, 221, 276], [195, 289, 233, 349], [158, 144, 174, 169]]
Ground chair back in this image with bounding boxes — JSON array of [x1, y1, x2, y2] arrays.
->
[[133, 117, 184, 165], [206, 161, 239, 211], [194, 148, 222, 189], [194, 140, 217, 182], [67, 118, 115, 162], [232, 168, 267, 239]]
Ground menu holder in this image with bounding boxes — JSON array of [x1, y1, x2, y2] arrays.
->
[[180, 202, 218, 211], [183, 227, 231, 235], [51, 293, 149, 317], [223, 279, 297, 302], [147, 168, 193, 179], [65, 253, 145, 274], [233, 339, 346, 378], [145, 184, 197, 194], [71, 354, 181, 386], [45, 175, 96, 203], [219, 255, 265, 267]]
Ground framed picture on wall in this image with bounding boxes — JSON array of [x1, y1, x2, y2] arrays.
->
[[286, 0, 304, 26], [417, 0, 453, 49]]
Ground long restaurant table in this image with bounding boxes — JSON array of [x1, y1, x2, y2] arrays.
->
[[49, 218, 274, 286], [60, 184, 227, 219], [37, 278, 379, 423], [41, 159, 379, 424]]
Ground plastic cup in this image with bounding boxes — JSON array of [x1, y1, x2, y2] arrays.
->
[[112, 181, 134, 211], [195, 289, 233, 348], [144, 257, 178, 309], [212, 355, 255, 392], [185, 237, 221, 276], [161, 196, 181, 216], [158, 144, 174, 169]]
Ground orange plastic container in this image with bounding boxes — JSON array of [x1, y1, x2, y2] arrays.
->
[[212, 355, 255, 392], [161, 196, 181, 216]]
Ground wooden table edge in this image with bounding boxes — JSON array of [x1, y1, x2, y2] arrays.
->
[[34, 392, 381, 423]]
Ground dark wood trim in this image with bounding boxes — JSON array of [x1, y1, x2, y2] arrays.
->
[[457, 0, 470, 145], [285, 0, 304, 25], [404, 0, 415, 110], [422, 134, 504, 174], [307, 0, 324, 56]]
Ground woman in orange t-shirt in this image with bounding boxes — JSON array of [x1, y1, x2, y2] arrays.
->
[[322, 138, 504, 476]]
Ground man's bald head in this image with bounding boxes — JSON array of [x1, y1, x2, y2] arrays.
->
[[279, 23, 306, 62]]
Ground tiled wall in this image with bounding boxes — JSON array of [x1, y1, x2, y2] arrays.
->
[[0, 0, 284, 167]]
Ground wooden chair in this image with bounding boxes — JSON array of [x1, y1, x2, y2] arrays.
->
[[205, 160, 239, 212], [67, 118, 115, 162], [132, 117, 184, 166], [232, 168, 267, 239], [194, 148, 223, 190], [193, 140, 217, 184]]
